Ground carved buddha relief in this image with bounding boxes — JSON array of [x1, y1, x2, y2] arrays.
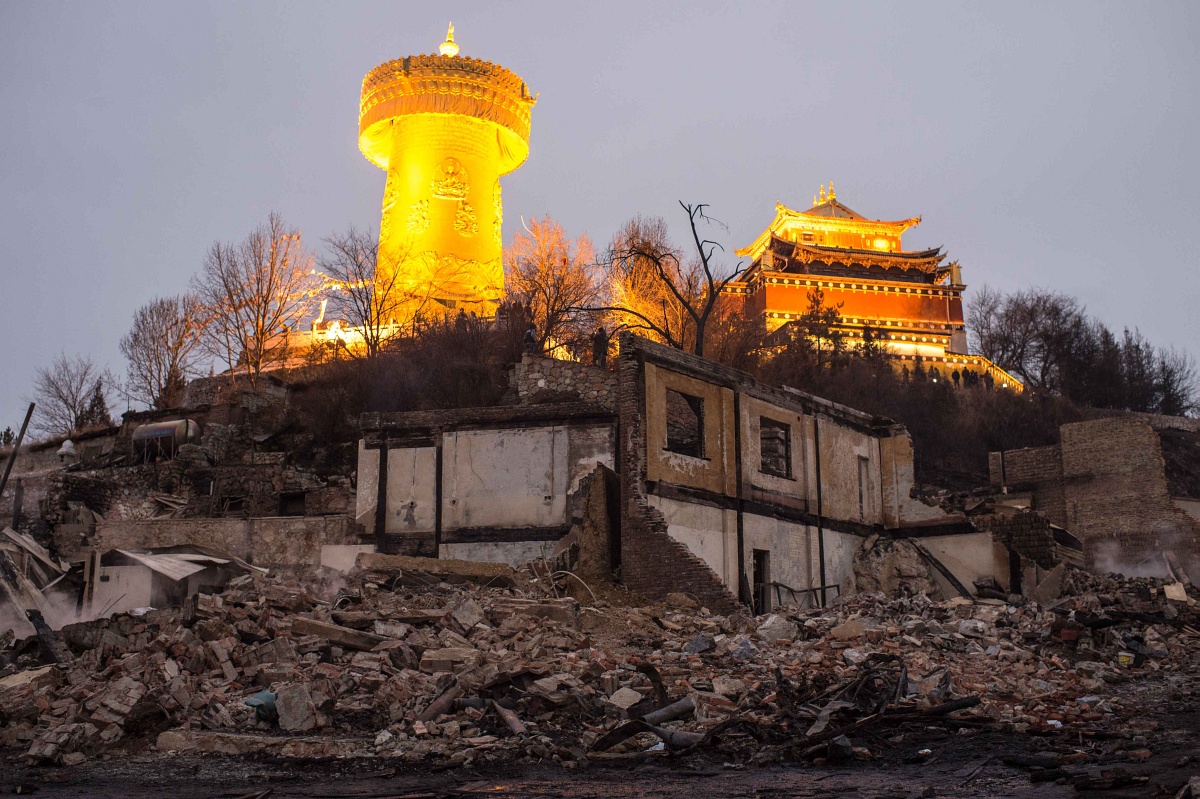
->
[[454, 201, 478, 237], [431, 158, 469, 200], [407, 199, 430, 235]]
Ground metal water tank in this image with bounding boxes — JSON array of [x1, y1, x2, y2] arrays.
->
[[132, 419, 201, 460]]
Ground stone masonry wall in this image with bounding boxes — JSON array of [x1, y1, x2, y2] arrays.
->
[[616, 344, 739, 613], [82, 515, 358, 571], [514, 355, 617, 412]]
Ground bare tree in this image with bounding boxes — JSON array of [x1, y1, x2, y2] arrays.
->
[[29, 353, 112, 437], [119, 294, 204, 409], [596, 203, 743, 358], [969, 285, 1197, 414], [504, 215, 601, 354], [315, 227, 440, 359], [191, 213, 319, 386], [1157, 346, 1199, 417], [968, 286, 1086, 392]]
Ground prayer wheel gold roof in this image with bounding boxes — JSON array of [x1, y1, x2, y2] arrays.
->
[[358, 27, 536, 175]]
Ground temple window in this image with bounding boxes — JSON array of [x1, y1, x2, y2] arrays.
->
[[664, 389, 705, 459], [759, 418, 791, 478]]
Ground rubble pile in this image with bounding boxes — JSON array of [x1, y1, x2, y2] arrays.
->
[[0, 566, 1196, 772]]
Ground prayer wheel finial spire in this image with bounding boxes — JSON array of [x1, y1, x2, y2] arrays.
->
[[439, 22, 459, 57]]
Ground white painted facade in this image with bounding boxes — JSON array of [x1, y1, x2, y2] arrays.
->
[[358, 422, 615, 566]]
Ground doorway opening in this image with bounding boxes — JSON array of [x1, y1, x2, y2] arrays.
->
[[752, 549, 771, 615]]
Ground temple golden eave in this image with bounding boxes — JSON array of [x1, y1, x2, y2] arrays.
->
[[736, 200, 922, 260]]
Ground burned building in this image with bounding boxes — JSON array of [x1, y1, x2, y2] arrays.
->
[[356, 403, 616, 564], [358, 334, 999, 611], [0, 378, 360, 579], [990, 415, 1200, 578]]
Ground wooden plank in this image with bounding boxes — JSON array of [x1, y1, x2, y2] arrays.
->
[[0, 403, 33, 500], [290, 617, 386, 651], [387, 609, 449, 625], [355, 553, 519, 587]]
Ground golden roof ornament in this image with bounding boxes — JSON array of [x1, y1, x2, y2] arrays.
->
[[439, 22, 459, 57], [828, 181, 836, 202]]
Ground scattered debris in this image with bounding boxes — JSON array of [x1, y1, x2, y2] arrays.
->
[[0, 564, 1195, 773]]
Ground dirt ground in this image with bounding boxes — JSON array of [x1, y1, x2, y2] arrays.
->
[[5, 674, 1197, 799]]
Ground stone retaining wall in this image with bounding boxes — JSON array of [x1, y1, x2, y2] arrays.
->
[[513, 355, 617, 411]]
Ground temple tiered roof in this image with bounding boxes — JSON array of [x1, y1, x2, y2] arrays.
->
[[738, 186, 922, 261]]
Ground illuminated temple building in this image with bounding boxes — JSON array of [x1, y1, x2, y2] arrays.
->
[[726, 185, 1021, 388]]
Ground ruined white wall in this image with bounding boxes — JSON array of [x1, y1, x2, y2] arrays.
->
[[320, 544, 376, 573], [741, 514, 818, 610], [383, 447, 437, 535], [92, 565, 154, 616], [644, 364, 737, 497], [822, 530, 860, 600], [566, 425, 615, 492], [647, 495, 738, 587], [740, 395, 808, 502], [879, 432, 956, 528], [648, 496, 862, 610], [355, 441, 379, 533], [440, 540, 557, 566], [814, 419, 883, 526], [357, 423, 614, 566], [1175, 498, 1200, 524], [442, 427, 570, 530], [919, 532, 997, 591]]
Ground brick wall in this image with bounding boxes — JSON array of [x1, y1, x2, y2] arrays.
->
[[994, 417, 1200, 575], [574, 464, 617, 585], [616, 341, 739, 613], [988, 445, 1066, 526], [975, 511, 1059, 569], [513, 354, 618, 411], [1125, 412, 1200, 434], [43, 473, 125, 523], [1059, 417, 1200, 573]]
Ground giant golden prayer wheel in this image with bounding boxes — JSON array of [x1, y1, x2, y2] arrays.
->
[[359, 25, 536, 317]]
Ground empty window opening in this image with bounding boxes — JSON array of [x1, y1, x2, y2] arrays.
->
[[857, 456, 869, 521], [759, 418, 791, 478], [221, 495, 246, 516], [279, 491, 306, 517], [664, 389, 705, 458]]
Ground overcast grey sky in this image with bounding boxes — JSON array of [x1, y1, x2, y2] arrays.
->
[[2, 1, 1198, 428]]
